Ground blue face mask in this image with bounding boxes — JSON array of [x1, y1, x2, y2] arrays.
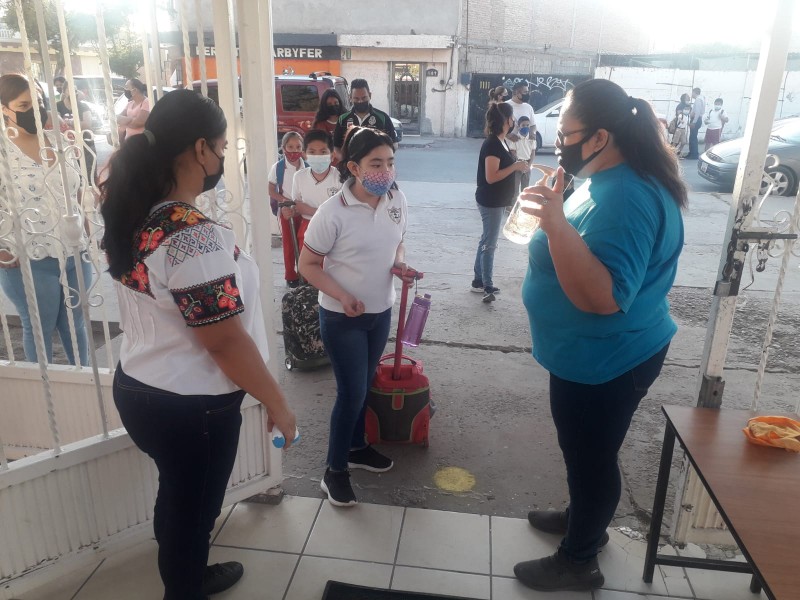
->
[[519, 126, 530, 137]]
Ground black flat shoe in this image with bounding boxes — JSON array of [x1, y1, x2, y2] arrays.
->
[[203, 561, 244, 595]]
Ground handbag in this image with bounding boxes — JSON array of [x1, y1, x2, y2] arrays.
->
[[667, 117, 677, 135]]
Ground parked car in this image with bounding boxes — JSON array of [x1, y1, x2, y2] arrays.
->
[[698, 117, 800, 196], [532, 98, 564, 151], [193, 73, 403, 144]]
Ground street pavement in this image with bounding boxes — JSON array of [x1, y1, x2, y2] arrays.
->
[[276, 136, 800, 536]]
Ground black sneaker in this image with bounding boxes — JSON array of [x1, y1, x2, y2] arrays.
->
[[471, 279, 484, 293], [348, 445, 394, 472], [203, 561, 244, 595], [527, 509, 610, 547], [486, 286, 501, 295], [514, 548, 604, 592], [482, 288, 496, 303], [321, 468, 357, 507]]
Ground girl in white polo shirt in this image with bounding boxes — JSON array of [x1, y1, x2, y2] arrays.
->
[[99, 90, 296, 599], [300, 126, 416, 507]]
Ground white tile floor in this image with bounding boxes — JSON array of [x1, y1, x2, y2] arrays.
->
[[19, 494, 766, 600]]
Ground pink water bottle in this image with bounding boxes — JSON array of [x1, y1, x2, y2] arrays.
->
[[401, 293, 432, 347]]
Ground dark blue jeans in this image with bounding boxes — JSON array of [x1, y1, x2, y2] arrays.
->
[[549, 344, 669, 562], [688, 120, 701, 158], [113, 367, 245, 600], [473, 203, 506, 288], [319, 306, 392, 471]]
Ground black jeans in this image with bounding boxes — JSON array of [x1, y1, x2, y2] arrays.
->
[[113, 367, 245, 600], [688, 120, 701, 158], [549, 344, 669, 562]]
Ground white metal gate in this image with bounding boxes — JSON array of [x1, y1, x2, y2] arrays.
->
[[0, 1, 282, 597]]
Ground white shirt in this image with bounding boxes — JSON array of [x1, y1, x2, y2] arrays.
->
[[704, 107, 727, 130], [1, 132, 84, 258], [691, 95, 706, 124], [505, 99, 535, 133], [303, 179, 407, 314], [115, 201, 269, 395], [268, 159, 301, 198], [291, 166, 342, 220], [508, 136, 536, 161]]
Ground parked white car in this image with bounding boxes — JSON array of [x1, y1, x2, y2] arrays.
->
[[532, 98, 565, 151]]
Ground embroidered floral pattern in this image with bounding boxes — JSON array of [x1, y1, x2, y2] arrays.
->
[[170, 274, 244, 327], [118, 202, 211, 297]]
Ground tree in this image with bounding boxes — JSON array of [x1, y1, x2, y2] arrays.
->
[[108, 37, 144, 80], [0, 1, 133, 72]]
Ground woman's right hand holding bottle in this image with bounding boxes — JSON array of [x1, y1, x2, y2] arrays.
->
[[268, 406, 297, 449]]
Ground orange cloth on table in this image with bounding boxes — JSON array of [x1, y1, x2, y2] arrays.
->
[[742, 416, 800, 453]]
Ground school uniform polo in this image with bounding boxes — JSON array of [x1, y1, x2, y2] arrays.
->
[[291, 166, 342, 220], [303, 178, 407, 314]]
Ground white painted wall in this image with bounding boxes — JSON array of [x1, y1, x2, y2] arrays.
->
[[598, 66, 800, 140]]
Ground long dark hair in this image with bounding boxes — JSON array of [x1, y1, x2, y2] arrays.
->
[[314, 88, 344, 124], [337, 126, 394, 183], [100, 89, 226, 277], [484, 102, 513, 137], [565, 79, 688, 209]]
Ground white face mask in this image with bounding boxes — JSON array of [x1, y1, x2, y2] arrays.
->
[[714, 106, 722, 111], [306, 154, 332, 173]]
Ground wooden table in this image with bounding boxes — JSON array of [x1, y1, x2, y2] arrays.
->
[[643, 405, 800, 600]]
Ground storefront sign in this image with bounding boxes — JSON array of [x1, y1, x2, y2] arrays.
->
[[193, 45, 339, 60]]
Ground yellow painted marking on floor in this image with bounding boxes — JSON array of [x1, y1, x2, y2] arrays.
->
[[433, 466, 476, 492]]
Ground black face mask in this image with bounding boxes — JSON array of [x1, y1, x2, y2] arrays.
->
[[556, 130, 606, 177], [11, 106, 49, 135], [520, 93, 530, 103], [201, 149, 225, 192], [124, 90, 132, 100], [326, 103, 342, 117], [353, 101, 370, 114]]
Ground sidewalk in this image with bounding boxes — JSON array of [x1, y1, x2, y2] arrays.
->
[[22, 494, 764, 600]]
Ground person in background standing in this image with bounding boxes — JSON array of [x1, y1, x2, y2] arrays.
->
[[671, 104, 691, 158], [313, 89, 345, 136], [53, 76, 66, 103], [505, 80, 535, 138], [488, 86, 509, 106], [703, 98, 728, 152], [675, 93, 691, 117], [472, 102, 529, 303], [269, 131, 308, 288], [291, 129, 342, 243], [116, 78, 150, 141], [0, 73, 92, 365], [333, 79, 398, 160], [686, 87, 705, 159], [57, 80, 96, 184], [507, 116, 536, 193]]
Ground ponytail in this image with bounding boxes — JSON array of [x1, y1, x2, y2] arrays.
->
[[100, 89, 226, 278], [484, 102, 513, 137], [565, 80, 688, 209]]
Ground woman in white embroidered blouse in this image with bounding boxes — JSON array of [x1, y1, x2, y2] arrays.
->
[[100, 89, 296, 600], [0, 73, 92, 365]]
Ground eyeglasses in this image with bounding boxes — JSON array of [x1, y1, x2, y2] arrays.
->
[[556, 128, 590, 144]]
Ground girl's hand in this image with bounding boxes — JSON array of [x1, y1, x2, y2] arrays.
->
[[267, 407, 297, 450], [393, 261, 417, 287], [519, 166, 569, 235], [280, 205, 295, 219], [340, 292, 365, 317]]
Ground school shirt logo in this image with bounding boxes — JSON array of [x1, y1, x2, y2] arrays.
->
[[327, 186, 340, 197], [368, 115, 377, 126], [388, 206, 402, 224]]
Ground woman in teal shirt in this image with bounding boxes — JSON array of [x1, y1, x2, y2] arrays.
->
[[514, 79, 687, 592]]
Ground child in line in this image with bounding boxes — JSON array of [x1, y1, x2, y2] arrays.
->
[[269, 132, 308, 287], [290, 129, 342, 250], [507, 116, 536, 192]]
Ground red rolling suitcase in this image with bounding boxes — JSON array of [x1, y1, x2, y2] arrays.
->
[[365, 268, 432, 447]]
